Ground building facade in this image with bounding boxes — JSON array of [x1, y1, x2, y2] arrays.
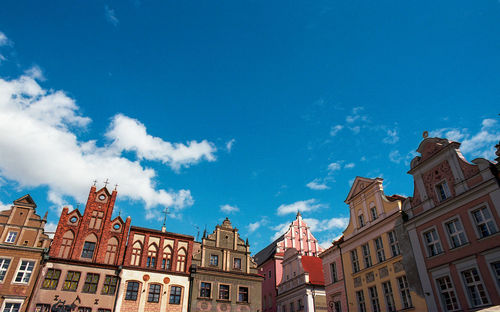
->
[[0, 195, 51, 312], [189, 218, 263, 312], [340, 177, 427, 312], [401, 136, 500, 311], [276, 248, 326, 312], [29, 185, 131, 312], [254, 212, 323, 312], [114, 226, 194, 312], [319, 237, 346, 312]]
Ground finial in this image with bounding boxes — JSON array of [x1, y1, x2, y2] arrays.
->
[[296, 210, 301, 218], [104, 179, 110, 187], [42, 211, 48, 221], [202, 229, 207, 239], [92, 179, 97, 187], [423, 131, 429, 138], [161, 207, 169, 232], [114, 184, 118, 191], [245, 238, 249, 246]]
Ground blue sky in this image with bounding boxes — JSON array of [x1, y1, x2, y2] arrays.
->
[[0, 0, 499, 253]]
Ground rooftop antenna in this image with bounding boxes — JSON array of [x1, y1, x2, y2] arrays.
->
[[161, 207, 169, 232]]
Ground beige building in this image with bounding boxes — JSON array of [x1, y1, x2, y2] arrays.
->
[[0, 195, 51, 312]]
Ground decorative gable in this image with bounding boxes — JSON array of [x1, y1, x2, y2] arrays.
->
[[13, 194, 37, 208], [345, 177, 379, 204]]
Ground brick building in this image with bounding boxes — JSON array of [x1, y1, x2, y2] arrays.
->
[[189, 218, 263, 312], [29, 185, 131, 312], [0, 195, 51, 312], [114, 226, 194, 312]]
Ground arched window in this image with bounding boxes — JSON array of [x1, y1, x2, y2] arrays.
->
[[162, 246, 173, 270], [81, 233, 98, 259], [59, 231, 74, 258], [131, 241, 142, 266], [104, 237, 119, 265], [89, 211, 104, 230], [147, 244, 158, 268], [176, 248, 186, 272]]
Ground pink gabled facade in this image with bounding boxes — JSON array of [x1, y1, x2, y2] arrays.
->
[[402, 136, 500, 311], [254, 212, 324, 312], [319, 237, 346, 312]]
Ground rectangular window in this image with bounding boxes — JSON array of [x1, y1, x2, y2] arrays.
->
[[62, 271, 81, 291], [35, 304, 51, 312], [298, 299, 303, 310], [356, 290, 366, 312], [333, 301, 341, 312], [82, 273, 99, 293], [268, 271, 271, 278], [3, 303, 21, 312], [445, 219, 467, 248], [397, 275, 413, 309], [97, 309, 111, 312], [14, 260, 35, 283], [423, 229, 442, 257], [436, 275, 460, 311], [42, 269, 61, 289], [200, 282, 211, 298], [169, 286, 182, 304], [370, 207, 378, 220], [148, 284, 161, 303], [238, 286, 249, 302], [233, 258, 241, 270], [101, 275, 118, 295], [5, 231, 17, 244], [290, 302, 294, 312], [387, 231, 400, 256], [77, 308, 91, 312], [0, 258, 11, 282], [351, 250, 360, 273], [374, 237, 385, 263], [382, 281, 396, 312], [369, 286, 381, 312], [330, 262, 338, 282], [472, 207, 497, 238], [81, 242, 96, 259], [461, 268, 489, 307], [362, 243, 372, 268], [219, 284, 230, 300], [492, 261, 500, 288], [358, 215, 365, 228], [125, 281, 139, 300], [210, 254, 219, 266], [436, 181, 451, 202]]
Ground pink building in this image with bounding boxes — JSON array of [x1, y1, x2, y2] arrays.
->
[[319, 237, 346, 312], [254, 212, 324, 312], [402, 136, 500, 311]]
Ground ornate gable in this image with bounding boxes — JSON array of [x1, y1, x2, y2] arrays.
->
[[345, 177, 379, 204], [13, 194, 37, 208]]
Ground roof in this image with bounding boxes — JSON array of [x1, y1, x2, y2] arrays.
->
[[301, 256, 325, 286], [386, 194, 406, 202], [254, 234, 284, 266]]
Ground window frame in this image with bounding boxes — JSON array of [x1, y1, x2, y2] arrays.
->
[[356, 290, 366, 312], [435, 180, 451, 202], [435, 275, 460, 312], [1, 299, 24, 312], [169, 285, 182, 304], [210, 254, 219, 266], [125, 281, 140, 301], [42, 268, 61, 290], [469, 204, 498, 239], [148, 283, 162, 303], [218, 283, 230, 301], [387, 230, 400, 257], [233, 257, 242, 270], [62, 271, 81, 292], [421, 227, 443, 257], [382, 281, 396, 312], [238, 286, 249, 303], [13, 259, 36, 284], [443, 216, 468, 249], [459, 267, 490, 308], [199, 281, 212, 298], [361, 243, 372, 268], [397, 275, 413, 309], [374, 236, 385, 263], [101, 275, 118, 295], [330, 261, 338, 283], [0, 257, 12, 283], [368, 286, 381, 312], [82, 273, 100, 294], [4, 231, 18, 244], [81, 241, 96, 259], [351, 249, 360, 273]]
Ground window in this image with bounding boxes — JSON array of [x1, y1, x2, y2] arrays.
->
[[210, 254, 219, 266], [351, 250, 360, 273], [472, 207, 497, 238], [14, 260, 35, 283], [233, 258, 242, 270], [3, 303, 21, 312], [101, 275, 118, 295], [35, 304, 51, 312], [81, 242, 96, 259], [282, 305, 287, 312], [492, 261, 500, 288], [333, 301, 341, 312], [382, 281, 396, 312], [219, 284, 230, 300], [397, 275, 413, 309], [62, 271, 81, 291], [5, 231, 17, 244], [98, 309, 111, 312], [147, 244, 157, 268], [362, 243, 372, 268], [356, 290, 366, 312], [445, 219, 467, 248], [330, 262, 338, 282], [374, 237, 385, 263], [125, 281, 140, 300], [436, 181, 451, 202], [238, 286, 248, 302], [289, 302, 294, 312], [268, 271, 271, 278], [169, 286, 182, 304], [131, 241, 142, 266], [358, 215, 365, 228], [461, 268, 489, 307], [423, 229, 442, 257], [82, 273, 99, 293], [298, 299, 304, 310], [42, 269, 61, 289], [200, 282, 211, 298], [370, 207, 378, 220], [0, 258, 11, 282], [77, 308, 91, 312], [148, 284, 161, 303], [162, 246, 172, 270], [104, 237, 118, 265], [387, 231, 400, 256], [177, 248, 187, 272], [59, 231, 74, 258], [89, 211, 104, 230], [436, 276, 460, 311], [369, 286, 380, 312]]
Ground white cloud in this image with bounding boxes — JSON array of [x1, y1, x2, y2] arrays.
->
[[303, 217, 349, 233], [345, 107, 366, 123], [44, 222, 57, 238], [106, 114, 216, 171], [389, 150, 402, 164], [383, 129, 399, 144], [248, 217, 268, 233], [327, 162, 341, 172], [105, 5, 119, 27], [344, 162, 355, 169], [349, 126, 361, 134], [277, 199, 327, 216], [0, 32, 8, 46], [225, 139, 235, 152], [220, 204, 239, 214], [270, 222, 290, 241], [319, 233, 343, 249], [330, 125, 343, 136], [0, 200, 11, 210], [306, 179, 330, 190], [0, 69, 215, 219]]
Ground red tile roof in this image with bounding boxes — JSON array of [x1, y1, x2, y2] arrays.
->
[[301, 256, 325, 286]]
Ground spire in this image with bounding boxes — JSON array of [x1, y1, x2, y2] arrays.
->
[[296, 210, 301, 218], [202, 229, 207, 239], [42, 211, 48, 221], [246, 238, 249, 246]]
